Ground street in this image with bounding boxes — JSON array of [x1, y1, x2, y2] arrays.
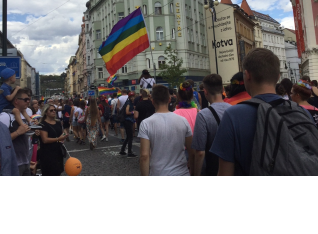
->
[[62, 130, 141, 176]]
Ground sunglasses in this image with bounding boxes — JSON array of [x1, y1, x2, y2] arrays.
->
[[17, 98, 31, 102], [49, 109, 57, 113]]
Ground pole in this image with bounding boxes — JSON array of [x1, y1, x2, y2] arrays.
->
[[2, 0, 7, 56], [211, 7, 218, 75]]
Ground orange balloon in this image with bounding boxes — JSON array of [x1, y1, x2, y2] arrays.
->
[[65, 157, 82, 176]]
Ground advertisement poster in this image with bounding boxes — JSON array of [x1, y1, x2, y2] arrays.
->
[[312, 0, 318, 45], [293, 0, 305, 58], [206, 4, 239, 84]]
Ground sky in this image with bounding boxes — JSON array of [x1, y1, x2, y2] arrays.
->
[[0, 0, 295, 75]]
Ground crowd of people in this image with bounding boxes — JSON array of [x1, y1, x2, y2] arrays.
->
[[1, 48, 318, 176]]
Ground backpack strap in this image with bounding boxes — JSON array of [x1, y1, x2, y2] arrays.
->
[[208, 106, 220, 126]]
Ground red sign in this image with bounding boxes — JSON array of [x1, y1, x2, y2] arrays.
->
[[132, 80, 136, 85], [312, 0, 318, 45], [293, 0, 305, 58]]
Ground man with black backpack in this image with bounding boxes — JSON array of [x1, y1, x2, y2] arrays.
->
[[211, 48, 318, 176], [191, 74, 231, 176], [134, 89, 155, 131]]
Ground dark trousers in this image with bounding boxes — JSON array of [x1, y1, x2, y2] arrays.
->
[[121, 120, 134, 153]]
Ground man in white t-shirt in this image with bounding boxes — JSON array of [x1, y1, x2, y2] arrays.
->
[[117, 89, 129, 143], [138, 85, 194, 176]]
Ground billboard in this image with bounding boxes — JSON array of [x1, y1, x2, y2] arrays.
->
[[293, 0, 305, 58], [312, 0, 318, 45], [206, 4, 239, 84]]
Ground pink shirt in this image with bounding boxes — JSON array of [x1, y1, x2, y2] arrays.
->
[[174, 108, 198, 134]]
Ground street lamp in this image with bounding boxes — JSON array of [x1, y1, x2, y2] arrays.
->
[[204, 0, 219, 74]]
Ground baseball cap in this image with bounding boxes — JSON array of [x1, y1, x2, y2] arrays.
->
[[1, 68, 16, 80]]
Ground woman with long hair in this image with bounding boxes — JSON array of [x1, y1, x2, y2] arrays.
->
[[174, 82, 197, 171], [77, 100, 87, 145], [119, 92, 137, 158], [224, 72, 251, 105], [85, 98, 104, 150], [69, 99, 80, 142], [39, 104, 68, 176]]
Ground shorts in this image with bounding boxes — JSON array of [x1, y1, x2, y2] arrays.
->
[[101, 116, 110, 123], [72, 121, 78, 127], [63, 121, 70, 129], [111, 115, 119, 124], [120, 122, 125, 129], [78, 123, 86, 129]]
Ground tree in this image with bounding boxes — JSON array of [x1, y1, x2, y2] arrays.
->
[[158, 43, 187, 88]]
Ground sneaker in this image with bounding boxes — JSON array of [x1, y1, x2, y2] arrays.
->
[[119, 151, 127, 155], [119, 139, 125, 144], [76, 138, 81, 144], [127, 153, 138, 158], [101, 135, 106, 141], [80, 140, 86, 145], [106, 138, 109, 142]]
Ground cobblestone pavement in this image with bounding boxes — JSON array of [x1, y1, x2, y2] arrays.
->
[[62, 130, 141, 176]]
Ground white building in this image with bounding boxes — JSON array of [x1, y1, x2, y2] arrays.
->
[[253, 11, 288, 79]]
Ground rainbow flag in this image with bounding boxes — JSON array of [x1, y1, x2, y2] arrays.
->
[[224, 92, 251, 105], [98, 87, 118, 96], [98, 8, 149, 76], [106, 74, 118, 86]]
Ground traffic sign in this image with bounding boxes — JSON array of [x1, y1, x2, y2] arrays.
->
[[0, 57, 21, 79], [88, 90, 95, 96], [90, 85, 97, 90]]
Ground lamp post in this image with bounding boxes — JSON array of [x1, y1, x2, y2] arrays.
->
[[204, 0, 219, 74]]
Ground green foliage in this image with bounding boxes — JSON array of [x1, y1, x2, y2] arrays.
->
[[40, 74, 65, 96], [158, 43, 187, 88]]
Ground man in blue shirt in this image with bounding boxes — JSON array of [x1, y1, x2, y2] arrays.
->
[[210, 48, 313, 176]]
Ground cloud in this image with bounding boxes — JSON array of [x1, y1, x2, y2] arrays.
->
[[280, 17, 295, 30], [0, 0, 87, 75]]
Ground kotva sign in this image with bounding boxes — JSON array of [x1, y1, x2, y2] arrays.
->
[[206, 4, 239, 84]]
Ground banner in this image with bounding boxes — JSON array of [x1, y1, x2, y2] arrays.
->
[[293, 0, 305, 58]]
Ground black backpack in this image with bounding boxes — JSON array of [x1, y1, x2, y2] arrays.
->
[[103, 105, 112, 121], [118, 99, 129, 123], [241, 98, 318, 176], [143, 78, 152, 89]]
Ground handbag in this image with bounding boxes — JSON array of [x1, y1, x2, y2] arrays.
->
[[47, 122, 67, 158]]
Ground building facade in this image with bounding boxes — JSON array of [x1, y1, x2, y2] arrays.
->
[[291, 0, 318, 80], [83, 0, 210, 92]]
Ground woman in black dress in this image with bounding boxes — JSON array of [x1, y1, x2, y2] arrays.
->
[[39, 104, 69, 176]]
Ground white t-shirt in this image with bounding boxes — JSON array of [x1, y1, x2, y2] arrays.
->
[[118, 95, 128, 110], [138, 112, 192, 176], [36, 109, 42, 115], [26, 108, 32, 117], [72, 106, 78, 121], [75, 108, 83, 119], [111, 98, 119, 115], [140, 78, 156, 89]]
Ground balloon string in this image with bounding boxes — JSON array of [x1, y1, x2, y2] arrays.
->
[[62, 144, 72, 159]]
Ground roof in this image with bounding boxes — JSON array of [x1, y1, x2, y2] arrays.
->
[[241, 0, 254, 16], [253, 11, 280, 24], [221, 0, 233, 4], [286, 28, 296, 34]]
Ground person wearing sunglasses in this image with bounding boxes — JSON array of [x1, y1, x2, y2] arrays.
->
[[39, 104, 69, 176]]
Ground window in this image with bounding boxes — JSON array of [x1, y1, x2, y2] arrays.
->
[[158, 56, 165, 68], [155, 2, 162, 15], [191, 29, 194, 42], [96, 30, 101, 40], [121, 64, 127, 74], [170, 3, 174, 13], [172, 28, 175, 39], [87, 40, 90, 49], [185, 5, 188, 16], [98, 68, 103, 79], [146, 58, 151, 69], [118, 12, 124, 20], [189, 6, 192, 18], [86, 24, 89, 32], [187, 28, 190, 41], [156, 27, 164, 40], [128, 8, 130, 14], [143, 5, 147, 15]]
